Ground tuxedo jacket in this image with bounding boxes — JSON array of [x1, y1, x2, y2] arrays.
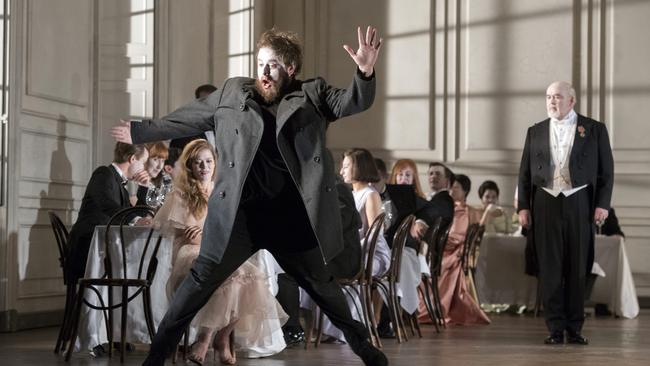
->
[[518, 114, 614, 214], [65, 165, 132, 283], [518, 114, 614, 276], [383, 185, 454, 250]]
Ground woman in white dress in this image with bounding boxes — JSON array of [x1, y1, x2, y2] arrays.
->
[[154, 139, 287, 364], [340, 148, 391, 277]]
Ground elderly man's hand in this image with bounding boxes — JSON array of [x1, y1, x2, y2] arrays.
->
[[594, 207, 609, 226], [519, 209, 531, 229], [343, 26, 383, 77]]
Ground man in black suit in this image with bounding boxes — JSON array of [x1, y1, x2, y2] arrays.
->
[[65, 143, 150, 285], [518, 81, 614, 345], [412, 162, 455, 240], [374, 159, 455, 335]]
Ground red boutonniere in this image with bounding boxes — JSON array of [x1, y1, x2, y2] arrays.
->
[[577, 125, 586, 138]]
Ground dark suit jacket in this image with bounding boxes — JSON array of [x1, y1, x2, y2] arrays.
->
[[382, 184, 417, 248], [518, 113, 614, 276], [65, 165, 131, 283], [382, 186, 454, 250], [131, 70, 376, 263], [418, 190, 454, 226]]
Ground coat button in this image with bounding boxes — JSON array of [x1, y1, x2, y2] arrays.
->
[[297, 127, 304, 132], [537, 165, 542, 170], [325, 186, 332, 192], [219, 191, 226, 199], [239, 103, 247, 111], [582, 152, 587, 157], [228, 161, 235, 168], [313, 156, 321, 163], [235, 128, 239, 135]]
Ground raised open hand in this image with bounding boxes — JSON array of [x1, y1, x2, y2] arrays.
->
[[111, 119, 133, 144], [343, 26, 383, 77]]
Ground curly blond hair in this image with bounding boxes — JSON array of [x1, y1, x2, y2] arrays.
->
[[174, 140, 217, 218]]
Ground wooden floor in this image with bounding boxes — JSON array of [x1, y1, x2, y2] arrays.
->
[[1, 311, 648, 366]]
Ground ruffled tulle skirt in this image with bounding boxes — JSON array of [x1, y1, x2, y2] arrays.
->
[[167, 248, 288, 351]]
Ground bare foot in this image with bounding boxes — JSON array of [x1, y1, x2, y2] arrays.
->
[[214, 330, 236, 365], [188, 339, 210, 365]]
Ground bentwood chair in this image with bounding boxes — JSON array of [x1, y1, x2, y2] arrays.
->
[[49, 211, 75, 354], [420, 217, 452, 329], [65, 206, 163, 363], [308, 212, 387, 349], [372, 215, 416, 344]]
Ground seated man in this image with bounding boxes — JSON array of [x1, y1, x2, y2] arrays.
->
[[65, 142, 150, 285]]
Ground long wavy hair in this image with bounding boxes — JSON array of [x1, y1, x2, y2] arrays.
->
[[174, 139, 217, 218], [389, 159, 425, 198]]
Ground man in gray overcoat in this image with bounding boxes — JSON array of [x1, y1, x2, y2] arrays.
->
[[112, 26, 386, 365]]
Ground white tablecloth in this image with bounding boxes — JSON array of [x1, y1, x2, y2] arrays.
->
[[74, 226, 173, 352], [75, 226, 283, 352], [475, 234, 639, 319]]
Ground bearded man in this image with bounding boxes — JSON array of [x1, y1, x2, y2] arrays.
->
[[112, 27, 386, 365]]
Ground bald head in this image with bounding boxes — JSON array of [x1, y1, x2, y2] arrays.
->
[[546, 81, 576, 120]]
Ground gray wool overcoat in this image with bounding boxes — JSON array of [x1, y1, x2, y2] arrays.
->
[[131, 70, 376, 264]]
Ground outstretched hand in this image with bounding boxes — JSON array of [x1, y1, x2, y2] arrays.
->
[[343, 26, 383, 77], [111, 119, 133, 144]]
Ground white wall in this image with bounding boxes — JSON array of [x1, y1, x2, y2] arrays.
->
[[1, 0, 648, 329]]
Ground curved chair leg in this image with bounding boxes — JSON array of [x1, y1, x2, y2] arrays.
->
[[120, 285, 128, 363], [65, 284, 87, 361], [364, 283, 382, 348], [142, 287, 156, 340]]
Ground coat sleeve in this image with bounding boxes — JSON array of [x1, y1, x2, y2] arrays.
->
[[518, 127, 533, 212], [130, 90, 221, 144], [595, 123, 614, 210], [317, 69, 376, 122]]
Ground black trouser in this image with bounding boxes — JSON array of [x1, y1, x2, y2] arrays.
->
[[533, 188, 592, 335], [276, 274, 302, 330], [143, 189, 368, 365]]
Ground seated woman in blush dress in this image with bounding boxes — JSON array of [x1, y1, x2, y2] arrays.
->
[[438, 174, 490, 325], [153, 139, 287, 364]]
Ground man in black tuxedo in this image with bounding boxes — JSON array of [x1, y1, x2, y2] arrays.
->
[[374, 159, 454, 335], [413, 162, 455, 240], [65, 143, 150, 285], [518, 81, 614, 345]]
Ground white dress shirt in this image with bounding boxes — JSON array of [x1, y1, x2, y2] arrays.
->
[[542, 109, 587, 197]]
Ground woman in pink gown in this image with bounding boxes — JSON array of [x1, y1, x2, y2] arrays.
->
[[154, 140, 287, 364], [436, 174, 490, 325]]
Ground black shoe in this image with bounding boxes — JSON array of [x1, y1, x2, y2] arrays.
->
[[567, 332, 589, 345], [89, 344, 106, 358], [283, 328, 305, 347], [377, 323, 396, 339], [353, 341, 388, 366], [544, 333, 564, 345]]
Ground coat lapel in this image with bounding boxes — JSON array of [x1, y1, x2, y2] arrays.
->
[[569, 114, 591, 168], [537, 119, 551, 161], [276, 89, 306, 134]]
